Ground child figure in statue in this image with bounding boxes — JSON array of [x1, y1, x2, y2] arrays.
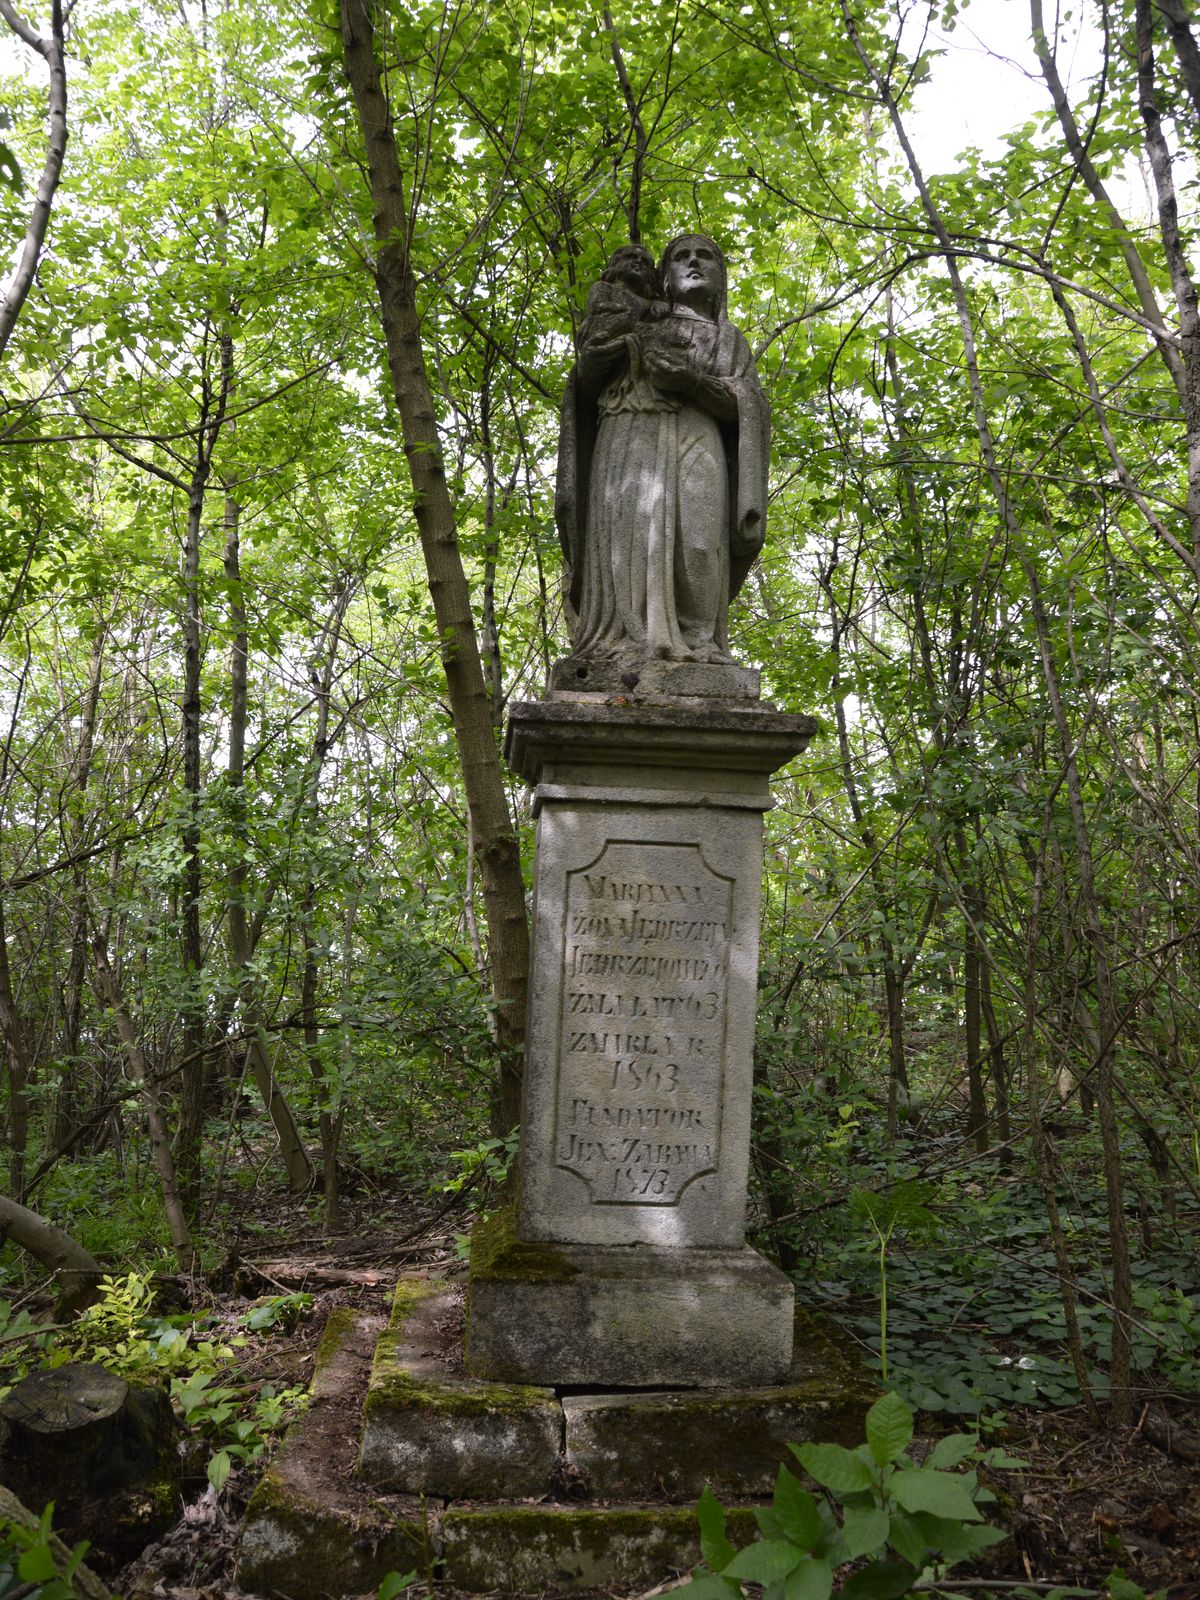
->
[[579, 244, 668, 350]]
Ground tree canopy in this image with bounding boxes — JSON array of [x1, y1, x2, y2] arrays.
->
[[2, 0, 1200, 1442]]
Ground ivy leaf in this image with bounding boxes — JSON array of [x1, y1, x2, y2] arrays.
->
[[866, 1391, 914, 1465]]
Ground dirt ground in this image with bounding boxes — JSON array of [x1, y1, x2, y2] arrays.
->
[[88, 1189, 1200, 1600]]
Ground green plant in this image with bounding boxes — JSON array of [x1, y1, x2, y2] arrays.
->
[[680, 1392, 1014, 1599], [849, 1183, 937, 1383], [442, 1131, 519, 1194], [177, 1374, 308, 1491], [377, 1572, 418, 1600], [0, 1275, 307, 1494], [0, 1505, 90, 1600]]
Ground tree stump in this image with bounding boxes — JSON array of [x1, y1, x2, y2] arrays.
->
[[0, 1363, 180, 1570]]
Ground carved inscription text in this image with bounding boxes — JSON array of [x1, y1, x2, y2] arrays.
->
[[554, 840, 732, 1204]]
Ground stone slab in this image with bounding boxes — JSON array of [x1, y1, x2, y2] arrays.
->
[[547, 653, 760, 700], [441, 1503, 759, 1593], [237, 1308, 428, 1600], [358, 1280, 562, 1498], [465, 1210, 794, 1386], [562, 1311, 876, 1497], [506, 697, 818, 795]]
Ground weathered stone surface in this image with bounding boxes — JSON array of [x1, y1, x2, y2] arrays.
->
[[556, 234, 769, 675], [548, 654, 759, 700], [237, 1308, 427, 1600], [506, 698, 818, 795], [563, 1311, 877, 1497], [237, 1472, 426, 1600], [358, 1280, 562, 1497], [465, 1209, 793, 1387], [441, 1503, 759, 1593], [505, 703, 814, 1255], [0, 1363, 179, 1571]]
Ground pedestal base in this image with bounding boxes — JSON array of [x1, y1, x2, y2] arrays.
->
[[464, 1210, 794, 1387], [238, 1282, 877, 1598]]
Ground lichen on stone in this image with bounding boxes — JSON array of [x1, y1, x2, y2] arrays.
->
[[468, 1206, 578, 1283]]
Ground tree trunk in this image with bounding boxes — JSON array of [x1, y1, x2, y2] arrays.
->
[[223, 486, 313, 1191], [52, 618, 106, 1159], [90, 939, 197, 1273], [176, 327, 234, 1185], [0, 888, 33, 1197], [0, 0, 67, 358], [0, 1194, 100, 1311], [338, 0, 528, 1135]]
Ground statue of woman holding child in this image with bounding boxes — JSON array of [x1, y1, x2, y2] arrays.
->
[[556, 234, 769, 670]]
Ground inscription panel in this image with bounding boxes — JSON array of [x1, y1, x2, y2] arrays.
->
[[553, 841, 732, 1205]]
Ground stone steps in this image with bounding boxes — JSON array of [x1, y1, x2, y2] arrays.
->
[[237, 1276, 875, 1596]]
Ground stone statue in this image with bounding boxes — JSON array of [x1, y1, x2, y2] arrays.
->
[[556, 233, 769, 670]]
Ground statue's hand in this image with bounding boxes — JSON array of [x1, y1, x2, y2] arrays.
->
[[642, 345, 697, 393]]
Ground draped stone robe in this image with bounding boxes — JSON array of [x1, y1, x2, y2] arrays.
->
[[556, 304, 769, 664]]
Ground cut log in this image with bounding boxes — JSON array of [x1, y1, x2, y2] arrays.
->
[[0, 1363, 180, 1570]]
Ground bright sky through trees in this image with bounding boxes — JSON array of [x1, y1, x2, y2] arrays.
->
[[909, 0, 1099, 167]]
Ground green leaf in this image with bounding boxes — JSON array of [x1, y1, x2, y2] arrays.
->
[[676, 1576, 740, 1600], [910, 1512, 1007, 1562], [887, 1509, 933, 1568], [927, 1432, 978, 1469], [772, 1465, 822, 1549], [207, 1448, 232, 1493], [784, 1557, 834, 1600], [697, 1486, 736, 1573], [791, 1441, 875, 1494], [724, 1539, 804, 1584], [17, 1544, 59, 1583], [840, 1561, 920, 1599], [377, 1571, 417, 1600], [889, 1467, 982, 1521], [842, 1501, 890, 1558], [1107, 1575, 1149, 1600], [866, 1391, 914, 1465]]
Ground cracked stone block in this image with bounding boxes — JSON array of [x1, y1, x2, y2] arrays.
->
[[562, 1311, 877, 1496]]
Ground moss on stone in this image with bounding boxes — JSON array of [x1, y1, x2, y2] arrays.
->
[[365, 1279, 556, 1421], [312, 1306, 362, 1378], [364, 1359, 557, 1421], [386, 1277, 442, 1327], [468, 1205, 577, 1284]]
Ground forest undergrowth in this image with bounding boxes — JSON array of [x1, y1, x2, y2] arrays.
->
[[1, 1102, 1198, 1600]]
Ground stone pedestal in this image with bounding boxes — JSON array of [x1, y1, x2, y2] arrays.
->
[[466, 694, 816, 1388]]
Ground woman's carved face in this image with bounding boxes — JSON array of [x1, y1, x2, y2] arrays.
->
[[663, 238, 723, 312]]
